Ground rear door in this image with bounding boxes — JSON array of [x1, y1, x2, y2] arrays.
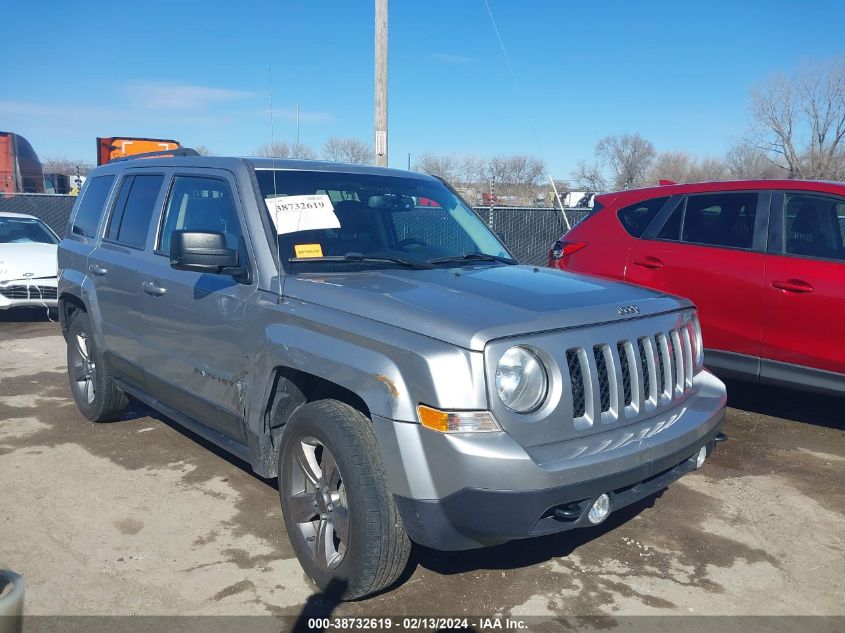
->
[[88, 172, 165, 387], [625, 191, 769, 373], [762, 191, 845, 384], [138, 171, 257, 443]]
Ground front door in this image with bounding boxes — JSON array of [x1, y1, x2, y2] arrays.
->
[[139, 172, 256, 443]]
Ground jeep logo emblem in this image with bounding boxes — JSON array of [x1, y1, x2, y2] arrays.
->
[[617, 305, 640, 316]]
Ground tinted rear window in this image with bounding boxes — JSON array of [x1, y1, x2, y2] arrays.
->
[[72, 175, 115, 238], [617, 196, 668, 237], [682, 192, 757, 249]]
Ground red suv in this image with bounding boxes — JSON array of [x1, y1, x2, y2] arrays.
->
[[549, 180, 845, 396]]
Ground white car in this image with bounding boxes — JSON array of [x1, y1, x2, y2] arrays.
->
[[0, 212, 59, 311]]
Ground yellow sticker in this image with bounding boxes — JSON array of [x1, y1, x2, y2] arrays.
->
[[294, 243, 324, 258]]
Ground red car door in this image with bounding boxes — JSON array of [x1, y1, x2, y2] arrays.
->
[[762, 191, 845, 384], [625, 191, 768, 369]]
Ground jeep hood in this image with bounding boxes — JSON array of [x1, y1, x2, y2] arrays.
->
[[0, 243, 58, 282], [283, 265, 690, 351]]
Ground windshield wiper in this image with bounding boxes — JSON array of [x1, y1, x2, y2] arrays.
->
[[426, 252, 518, 266], [289, 252, 434, 270]]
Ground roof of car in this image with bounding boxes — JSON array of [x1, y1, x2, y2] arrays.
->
[[91, 155, 438, 181], [0, 211, 39, 220], [598, 179, 845, 205]]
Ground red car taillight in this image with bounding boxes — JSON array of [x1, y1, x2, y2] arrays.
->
[[548, 240, 586, 265]]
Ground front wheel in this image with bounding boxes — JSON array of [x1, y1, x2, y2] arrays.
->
[[279, 400, 411, 599]]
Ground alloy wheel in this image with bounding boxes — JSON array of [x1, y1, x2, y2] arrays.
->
[[286, 436, 349, 570]]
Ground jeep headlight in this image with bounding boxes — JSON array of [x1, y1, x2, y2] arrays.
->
[[495, 346, 547, 413]]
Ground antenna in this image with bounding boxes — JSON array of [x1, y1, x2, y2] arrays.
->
[[269, 68, 282, 278], [482, 0, 569, 227], [549, 175, 570, 230]]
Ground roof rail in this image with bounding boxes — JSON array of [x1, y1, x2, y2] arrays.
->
[[109, 147, 200, 163]]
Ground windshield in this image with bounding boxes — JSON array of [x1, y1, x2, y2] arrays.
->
[[255, 170, 510, 272], [0, 218, 59, 245]]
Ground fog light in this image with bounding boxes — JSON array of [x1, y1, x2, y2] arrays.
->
[[695, 445, 707, 469], [587, 493, 611, 525]]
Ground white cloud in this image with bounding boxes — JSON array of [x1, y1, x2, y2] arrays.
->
[[125, 81, 254, 111], [431, 52, 476, 64]]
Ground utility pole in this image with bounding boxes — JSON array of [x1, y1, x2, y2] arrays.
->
[[374, 0, 388, 167], [295, 103, 300, 147]]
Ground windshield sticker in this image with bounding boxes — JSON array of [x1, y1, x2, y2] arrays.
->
[[266, 194, 340, 235], [294, 243, 324, 258]]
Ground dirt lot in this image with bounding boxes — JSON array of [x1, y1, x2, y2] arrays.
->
[[1, 312, 843, 621]]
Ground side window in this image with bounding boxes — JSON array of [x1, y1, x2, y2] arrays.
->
[[681, 192, 758, 249], [105, 174, 163, 249], [72, 175, 115, 238], [783, 193, 845, 261], [617, 196, 669, 237], [158, 176, 242, 254]]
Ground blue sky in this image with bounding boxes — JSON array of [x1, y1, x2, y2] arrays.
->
[[4, 0, 844, 178]]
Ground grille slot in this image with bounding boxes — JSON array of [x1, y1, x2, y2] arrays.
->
[[654, 334, 667, 396], [670, 329, 684, 394], [566, 349, 586, 418], [617, 341, 633, 406], [593, 345, 611, 413], [0, 285, 57, 300], [637, 337, 652, 401]]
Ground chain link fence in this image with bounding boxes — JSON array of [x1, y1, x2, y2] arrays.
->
[[1, 193, 590, 267], [0, 193, 76, 236], [475, 206, 591, 265]]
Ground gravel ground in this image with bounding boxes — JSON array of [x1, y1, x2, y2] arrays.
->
[[1, 310, 843, 625]]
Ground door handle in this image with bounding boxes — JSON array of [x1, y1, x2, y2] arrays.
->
[[142, 281, 167, 297], [633, 256, 664, 270], [89, 264, 108, 276], [771, 279, 814, 294]]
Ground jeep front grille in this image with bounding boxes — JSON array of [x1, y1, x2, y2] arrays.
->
[[0, 285, 57, 300], [566, 322, 696, 426]]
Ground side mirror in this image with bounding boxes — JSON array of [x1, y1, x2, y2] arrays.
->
[[170, 230, 248, 281]]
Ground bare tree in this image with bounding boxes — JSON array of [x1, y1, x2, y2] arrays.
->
[[193, 145, 215, 156], [647, 151, 696, 183], [322, 137, 374, 164], [690, 157, 729, 182], [749, 57, 845, 179], [647, 151, 729, 183], [458, 154, 486, 184], [483, 154, 546, 204], [725, 142, 786, 179], [571, 160, 608, 191], [595, 133, 656, 189], [42, 157, 92, 176], [255, 141, 316, 160], [413, 153, 459, 181]]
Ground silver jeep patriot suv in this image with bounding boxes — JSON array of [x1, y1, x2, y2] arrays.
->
[[58, 155, 726, 599]]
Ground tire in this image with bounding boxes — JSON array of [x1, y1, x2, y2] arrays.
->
[[278, 399, 411, 600], [66, 310, 129, 422]]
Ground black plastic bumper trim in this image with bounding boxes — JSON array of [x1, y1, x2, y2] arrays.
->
[[395, 417, 723, 550]]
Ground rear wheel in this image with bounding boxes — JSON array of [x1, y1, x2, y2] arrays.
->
[[66, 311, 129, 422], [279, 399, 411, 599]]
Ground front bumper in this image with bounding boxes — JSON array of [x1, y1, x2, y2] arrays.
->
[[373, 370, 726, 550], [0, 278, 58, 310]]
